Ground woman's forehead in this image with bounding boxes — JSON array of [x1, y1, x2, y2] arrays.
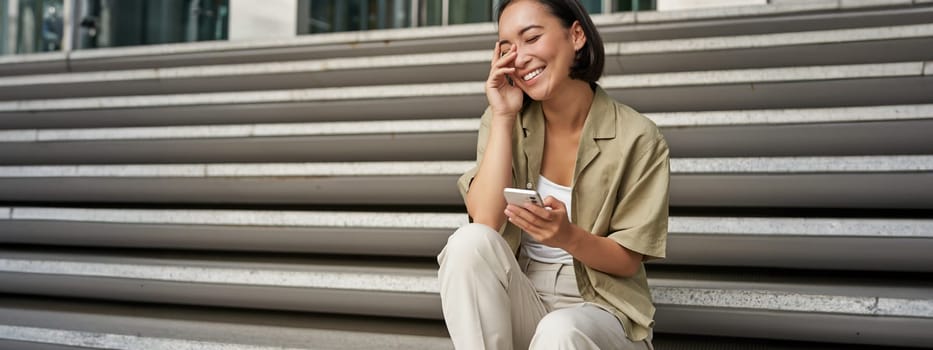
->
[[498, 2, 556, 37]]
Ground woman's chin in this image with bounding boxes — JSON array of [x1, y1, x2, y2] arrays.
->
[[521, 86, 548, 101]]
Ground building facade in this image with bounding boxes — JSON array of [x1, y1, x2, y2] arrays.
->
[[0, 0, 767, 56]]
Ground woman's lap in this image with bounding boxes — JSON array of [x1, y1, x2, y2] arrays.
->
[[439, 224, 650, 349]]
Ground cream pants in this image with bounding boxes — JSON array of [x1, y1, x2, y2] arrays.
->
[[438, 223, 653, 350]]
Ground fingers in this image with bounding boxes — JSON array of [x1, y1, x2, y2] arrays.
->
[[494, 50, 516, 68], [488, 42, 519, 91], [541, 196, 564, 210], [504, 205, 540, 232], [490, 66, 516, 76], [488, 67, 516, 86], [504, 204, 547, 229], [491, 42, 516, 68]]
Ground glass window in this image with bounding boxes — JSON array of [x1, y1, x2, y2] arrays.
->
[[615, 0, 655, 12], [449, 0, 490, 25], [306, 0, 411, 34], [15, 0, 63, 54], [75, 0, 228, 50], [579, 0, 602, 14], [0, 0, 8, 55], [418, 0, 441, 26]]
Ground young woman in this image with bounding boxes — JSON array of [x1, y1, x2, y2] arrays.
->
[[437, 0, 669, 349]]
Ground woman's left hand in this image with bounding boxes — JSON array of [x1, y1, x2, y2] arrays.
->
[[504, 196, 584, 250]]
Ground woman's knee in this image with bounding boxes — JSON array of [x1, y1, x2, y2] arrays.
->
[[444, 223, 499, 251], [530, 309, 597, 349], [532, 306, 635, 350], [437, 223, 502, 267], [534, 309, 583, 339]]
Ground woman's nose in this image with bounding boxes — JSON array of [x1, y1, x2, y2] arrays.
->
[[513, 48, 531, 67]]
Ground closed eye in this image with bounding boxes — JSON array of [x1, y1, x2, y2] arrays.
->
[[526, 35, 541, 44]]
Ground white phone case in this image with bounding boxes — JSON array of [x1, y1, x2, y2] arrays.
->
[[503, 188, 544, 207]]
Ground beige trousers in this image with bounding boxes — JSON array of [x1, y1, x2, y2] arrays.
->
[[438, 223, 653, 350]]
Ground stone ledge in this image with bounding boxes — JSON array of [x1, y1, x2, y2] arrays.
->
[[1, 253, 930, 318], [2, 23, 928, 92], [7, 207, 468, 229], [4, 207, 932, 239], [670, 216, 933, 238], [0, 323, 451, 350], [0, 156, 929, 178], [0, 258, 439, 294], [671, 155, 933, 173], [0, 61, 926, 113], [15, 118, 477, 142], [1, 105, 930, 143], [619, 23, 933, 54]]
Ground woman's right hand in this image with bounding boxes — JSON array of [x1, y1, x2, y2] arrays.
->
[[486, 42, 524, 118]]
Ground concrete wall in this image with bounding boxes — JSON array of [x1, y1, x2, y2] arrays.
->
[[229, 0, 297, 41], [658, 0, 767, 11]]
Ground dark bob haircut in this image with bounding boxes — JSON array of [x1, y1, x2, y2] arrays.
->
[[496, 0, 605, 84]]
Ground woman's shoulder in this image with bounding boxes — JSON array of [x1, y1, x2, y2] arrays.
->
[[595, 89, 665, 146]]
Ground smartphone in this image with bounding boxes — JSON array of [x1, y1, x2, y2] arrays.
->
[[503, 188, 544, 207]]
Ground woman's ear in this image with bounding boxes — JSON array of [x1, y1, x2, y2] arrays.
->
[[571, 20, 586, 51]]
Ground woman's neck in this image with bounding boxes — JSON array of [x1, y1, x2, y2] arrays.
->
[[540, 79, 595, 132]]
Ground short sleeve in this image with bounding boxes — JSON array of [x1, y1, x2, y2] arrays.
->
[[457, 107, 494, 202], [607, 132, 670, 261]]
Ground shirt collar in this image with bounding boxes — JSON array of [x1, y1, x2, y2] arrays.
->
[[519, 86, 617, 189], [520, 86, 616, 141]]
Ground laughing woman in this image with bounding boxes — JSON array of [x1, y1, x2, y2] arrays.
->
[[437, 0, 670, 349]]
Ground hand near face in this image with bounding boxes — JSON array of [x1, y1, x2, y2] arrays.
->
[[486, 41, 524, 119], [504, 196, 584, 250]]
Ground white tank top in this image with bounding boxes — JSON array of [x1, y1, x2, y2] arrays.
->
[[521, 175, 574, 265]]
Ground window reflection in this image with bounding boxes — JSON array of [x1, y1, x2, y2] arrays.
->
[[0, 0, 659, 56], [616, 0, 655, 12], [75, 0, 228, 50], [0, 1, 5, 55], [418, 0, 440, 26], [449, 0, 490, 25], [14, 0, 63, 54], [580, 0, 603, 14], [306, 0, 411, 34]]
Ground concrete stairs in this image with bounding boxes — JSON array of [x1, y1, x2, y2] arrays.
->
[[1, 0, 932, 349]]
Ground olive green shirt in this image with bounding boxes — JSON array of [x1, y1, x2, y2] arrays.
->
[[457, 86, 670, 341]]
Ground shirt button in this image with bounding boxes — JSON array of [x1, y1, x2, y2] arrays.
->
[[526, 182, 533, 189]]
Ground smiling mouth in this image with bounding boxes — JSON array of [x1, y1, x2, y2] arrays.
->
[[523, 68, 544, 81]]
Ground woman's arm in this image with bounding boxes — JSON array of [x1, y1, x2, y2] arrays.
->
[[466, 42, 525, 229], [505, 197, 642, 277], [564, 226, 643, 277], [466, 117, 516, 229], [505, 134, 670, 278]]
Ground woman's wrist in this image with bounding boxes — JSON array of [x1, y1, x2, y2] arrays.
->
[[562, 225, 590, 254], [490, 113, 518, 128]]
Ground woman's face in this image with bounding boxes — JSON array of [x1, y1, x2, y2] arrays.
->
[[498, 0, 585, 101]]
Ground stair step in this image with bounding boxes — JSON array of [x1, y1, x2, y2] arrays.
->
[[3, 295, 916, 350], [0, 250, 929, 347], [0, 296, 452, 350], [0, 119, 480, 164], [2, 207, 932, 271], [664, 216, 933, 271], [0, 207, 466, 257], [1, 104, 931, 164], [0, 156, 929, 208], [1, 61, 930, 128], [0, 250, 442, 319], [2, 24, 930, 101]]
